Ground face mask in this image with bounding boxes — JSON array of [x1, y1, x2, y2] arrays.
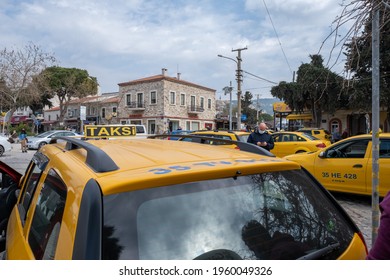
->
[[258, 130, 265, 134]]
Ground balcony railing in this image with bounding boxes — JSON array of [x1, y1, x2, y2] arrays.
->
[[126, 101, 145, 110], [187, 105, 204, 113]]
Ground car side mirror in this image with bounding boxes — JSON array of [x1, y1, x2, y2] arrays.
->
[[318, 151, 325, 158]]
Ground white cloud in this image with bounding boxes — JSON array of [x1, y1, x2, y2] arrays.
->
[[1, 0, 352, 98]]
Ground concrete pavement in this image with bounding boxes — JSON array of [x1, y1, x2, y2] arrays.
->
[[1, 142, 34, 173]]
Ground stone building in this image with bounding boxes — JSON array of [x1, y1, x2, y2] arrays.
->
[[117, 68, 216, 134]]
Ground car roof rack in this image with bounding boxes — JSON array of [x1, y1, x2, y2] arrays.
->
[[51, 136, 119, 172], [148, 134, 275, 157]]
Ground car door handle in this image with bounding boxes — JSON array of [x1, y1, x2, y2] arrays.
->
[[353, 164, 363, 168]]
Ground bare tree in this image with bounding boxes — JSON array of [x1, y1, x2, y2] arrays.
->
[[0, 42, 56, 117], [319, 1, 373, 70]]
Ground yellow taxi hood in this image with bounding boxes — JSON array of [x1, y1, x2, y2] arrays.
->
[[80, 138, 302, 195]]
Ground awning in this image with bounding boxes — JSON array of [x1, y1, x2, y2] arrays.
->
[[273, 102, 292, 113], [286, 113, 312, 120]]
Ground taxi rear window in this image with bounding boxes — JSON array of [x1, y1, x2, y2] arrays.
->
[[102, 170, 356, 260]]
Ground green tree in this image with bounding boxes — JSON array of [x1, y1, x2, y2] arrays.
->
[[38, 66, 98, 122], [260, 113, 273, 122], [241, 91, 258, 125], [271, 55, 344, 127]]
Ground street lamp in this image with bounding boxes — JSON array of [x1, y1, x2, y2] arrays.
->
[[218, 47, 247, 130]]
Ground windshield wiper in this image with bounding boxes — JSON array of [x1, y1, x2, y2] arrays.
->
[[297, 242, 340, 260]]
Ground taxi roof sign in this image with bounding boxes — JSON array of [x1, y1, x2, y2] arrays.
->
[[84, 125, 136, 138]]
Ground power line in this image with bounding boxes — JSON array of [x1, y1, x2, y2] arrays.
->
[[263, 0, 293, 75], [243, 70, 277, 84]]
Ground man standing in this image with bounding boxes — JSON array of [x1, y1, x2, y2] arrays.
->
[[332, 128, 341, 143], [247, 122, 274, 151]]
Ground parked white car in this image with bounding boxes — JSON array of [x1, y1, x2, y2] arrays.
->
[[27, 130, 79, 150], [0, 136, 12, 156]]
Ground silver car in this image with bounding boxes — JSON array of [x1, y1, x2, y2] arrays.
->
[[0, 136, 12, 156], [27, 130, 78, 150]]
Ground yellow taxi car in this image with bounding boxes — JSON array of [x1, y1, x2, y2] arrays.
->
[[284, 133, 390, 197], [271, 131, 331, 158], [0, 125, 367, 260], [297, 128, 331, 142]]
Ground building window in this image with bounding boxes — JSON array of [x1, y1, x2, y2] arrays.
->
[[137, 92, 144, 108], [180, 93, 186, 106], [200, 97, 204, 109], [170, 91, 176, 105], [101, 107, 106, 119], [190, 96, 196, 110], [150, 91, 157, 105], [89, 107, 96, 115], [192, 121, 200, 131], [208, 98, 212, 109], [126, 94, 131, 106]]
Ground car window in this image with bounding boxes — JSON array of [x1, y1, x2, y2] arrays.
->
[[301, 133, 318, 140], [28, 169, 67, 260], [238, 134, 249, 143], [103, 170, 354, 260], [18, 154, 49, 224], [272, 134, 281, 142], [136, 126, 145, 134], [18, 164, 43, 223], [193, 134, 232, 145], [300, 130, 311, 135], [326, 139, 369, 159], [380, 139, 390, 158], [281, 134, 293, 142], [64, 132, 75, 137], [36, 131, 53, 138]]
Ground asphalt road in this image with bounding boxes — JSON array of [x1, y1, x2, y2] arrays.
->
[[1, 143, 374, 250]]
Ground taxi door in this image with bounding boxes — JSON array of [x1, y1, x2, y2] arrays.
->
[[313, 139, 370, 195], [272, 133, 293, 157], [366, 138, 390, 197], [6, 155, 49, 259]]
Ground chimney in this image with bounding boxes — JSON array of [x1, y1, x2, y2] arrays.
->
[[162, 68, 167, 76], [177, 73, 181, 80]]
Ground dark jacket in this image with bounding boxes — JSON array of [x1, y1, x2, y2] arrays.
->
[[247, 131, 274, 151]]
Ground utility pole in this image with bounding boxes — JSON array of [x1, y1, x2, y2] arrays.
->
[[256, 94, 260, 125], [232, 47, 247, 130], [223, 82, 233, 130], [371, 4, 380, 246]]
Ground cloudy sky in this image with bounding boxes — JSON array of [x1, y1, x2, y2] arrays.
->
[[1, 0, 351, 99]]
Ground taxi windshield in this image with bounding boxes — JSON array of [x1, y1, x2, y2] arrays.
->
[[102, 170, 355, 260]]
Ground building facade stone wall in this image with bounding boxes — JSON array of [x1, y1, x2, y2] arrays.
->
[[118, 73, 216, 134]]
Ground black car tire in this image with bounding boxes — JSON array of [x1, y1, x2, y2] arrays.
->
[[38, 142, 47, 149], [0, 145, 4, 157]]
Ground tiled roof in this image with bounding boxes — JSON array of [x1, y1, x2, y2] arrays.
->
[[68, 93, 119, 104], [118, 74, 215, 92]]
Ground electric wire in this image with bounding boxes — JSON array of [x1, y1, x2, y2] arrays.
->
[[263, 0, 293, 76]]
